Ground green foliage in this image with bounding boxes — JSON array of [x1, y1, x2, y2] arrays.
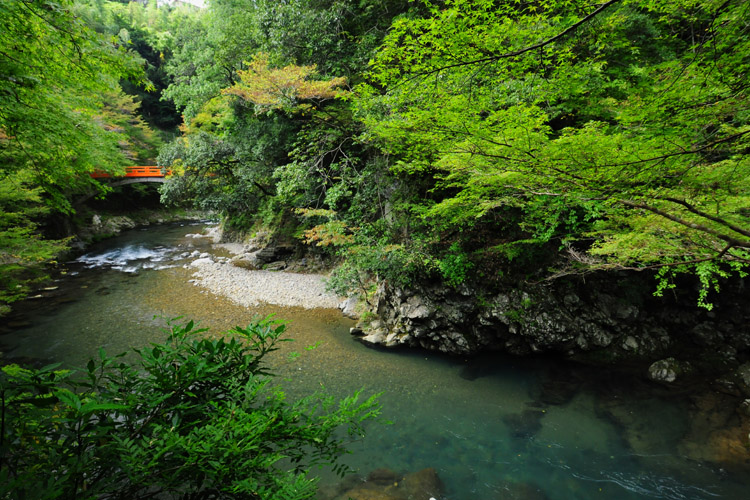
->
[[248, 0, 415, 77], [0, 0, 166, 309], [100, 91, 164, 163], [0, 172, 69, 310], [358, 0, 750, 301], [162, 0, 260, 121], [327, 236, 436, 297], [0, 0, 149, 211], [438, 243, 474, 288], [76, 0, 184, 130], [0, 317, 381, 499]]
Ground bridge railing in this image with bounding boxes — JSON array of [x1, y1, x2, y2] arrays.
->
[[90, 166, 172, 179]]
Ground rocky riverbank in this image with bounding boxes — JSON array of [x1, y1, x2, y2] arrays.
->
[[354, 274, 750, 383]]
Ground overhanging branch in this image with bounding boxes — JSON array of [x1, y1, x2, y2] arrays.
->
[[659, 196, 750, 239], [620, 199, 750, 249], [394, 0, 622, 85]]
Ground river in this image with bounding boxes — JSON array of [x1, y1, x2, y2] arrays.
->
[[1, 221, 747, 499]]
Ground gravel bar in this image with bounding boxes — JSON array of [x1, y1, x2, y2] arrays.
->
[[189, 258, 342, 309]]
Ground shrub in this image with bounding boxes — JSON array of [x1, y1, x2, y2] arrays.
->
[[0, 317, 381, 499]]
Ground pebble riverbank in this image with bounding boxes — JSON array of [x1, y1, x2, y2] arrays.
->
[[185, 232, 342, 310]]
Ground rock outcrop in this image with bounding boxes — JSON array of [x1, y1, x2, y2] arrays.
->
[[354, 273, 750, 375]]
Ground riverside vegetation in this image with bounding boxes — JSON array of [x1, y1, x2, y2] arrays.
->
[[0, 317, 380, 499]]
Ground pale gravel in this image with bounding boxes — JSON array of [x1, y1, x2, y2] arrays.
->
[[189, 259, 342, 309]]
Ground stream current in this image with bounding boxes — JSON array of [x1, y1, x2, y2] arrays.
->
[[1, 222, 747, 499]]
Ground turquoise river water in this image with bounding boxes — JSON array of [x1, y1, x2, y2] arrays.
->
[[1, 222, 748, 499]]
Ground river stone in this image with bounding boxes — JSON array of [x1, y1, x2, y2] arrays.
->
[[503, 408, 545, 439], [622, 336, 639, 351], [190, 257, 214, 267], [616, 302, 639, 320], [400, 468, 444, 499], [538, 376, 580, 406], [399, 295, 431, 319], [739, 399, 750, 417], [690, 322, 723, 346], [339, 296, 360, 319], [337, 488, 404, 500], [256, 247, 278, 263], [385, 332, 400, 347], [232, 253, 262, 269], [733, 363, 750, 397], [496, 480, 549, 500], [366, 468, 400, 486], [361, 330, 387, 345], [331, 467, 444, 500], [264, 260, 287, 271], [648, 357, 691, 383]]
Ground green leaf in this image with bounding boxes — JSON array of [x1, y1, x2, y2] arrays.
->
[[55, 389, 81, 411]]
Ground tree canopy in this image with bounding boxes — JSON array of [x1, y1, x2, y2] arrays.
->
[[150, 0, 750, 304], [353, 0, 750, 303]]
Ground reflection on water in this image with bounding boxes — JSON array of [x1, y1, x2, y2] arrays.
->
[[1, 222, 747, 499]]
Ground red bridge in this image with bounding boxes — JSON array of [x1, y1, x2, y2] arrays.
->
[[90, 166, 173, 186]]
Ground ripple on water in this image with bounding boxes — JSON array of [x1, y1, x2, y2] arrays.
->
[[75, 244, 179, 273]]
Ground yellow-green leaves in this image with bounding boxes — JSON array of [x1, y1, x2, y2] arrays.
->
[[222, 53, 348, 113]]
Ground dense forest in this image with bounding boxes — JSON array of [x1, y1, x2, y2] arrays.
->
[[1, 0, 748, 315]]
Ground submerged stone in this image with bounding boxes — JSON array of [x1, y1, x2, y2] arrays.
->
[[503, 408, 545, 439], [496, 480, 549, 499], [322, 467, 444, 500]]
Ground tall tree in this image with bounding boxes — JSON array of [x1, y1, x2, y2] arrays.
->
[[0, 0, 149, 210], [0, 0, 149, 311]]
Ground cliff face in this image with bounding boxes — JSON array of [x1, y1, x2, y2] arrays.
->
[[355, 273, 750, 381]]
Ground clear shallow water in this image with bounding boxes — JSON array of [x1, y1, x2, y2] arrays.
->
[[1, 222, 748, 499]]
